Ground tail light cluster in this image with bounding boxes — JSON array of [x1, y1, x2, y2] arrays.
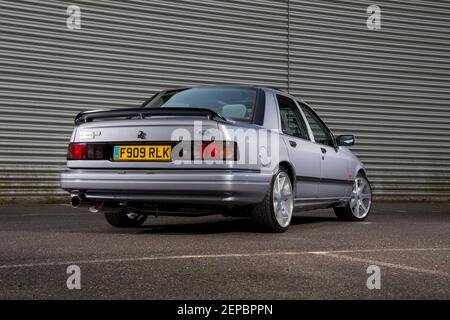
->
[[67, 143, 105, 160], [67, 141, 237, 161], [196, 142, 236, 161]]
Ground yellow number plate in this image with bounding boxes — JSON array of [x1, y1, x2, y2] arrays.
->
[[113, 145, 172, 161]]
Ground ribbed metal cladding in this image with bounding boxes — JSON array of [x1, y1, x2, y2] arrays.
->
[[1, 0, 449, 202], [0, 0, 288, 202], [290, 0, 450, 200]]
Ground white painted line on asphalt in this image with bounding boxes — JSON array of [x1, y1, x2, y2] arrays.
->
[[0, 247, 448, 272], [0, 251, 311, 270], [310, 252, 449, 277], [319, 247, 450, 254]]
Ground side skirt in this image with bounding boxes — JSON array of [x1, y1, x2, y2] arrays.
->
[[294, 197, 350, 211]]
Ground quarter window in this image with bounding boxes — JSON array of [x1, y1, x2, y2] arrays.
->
[[300, 104, 334, 147], [276, 95, 309, 140]]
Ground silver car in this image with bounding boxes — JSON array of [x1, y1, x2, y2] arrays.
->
[[61, 85, 372, 232]]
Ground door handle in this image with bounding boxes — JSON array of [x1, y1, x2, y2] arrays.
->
[[320, 147, 327, 154], [289, 140, 297, 147]]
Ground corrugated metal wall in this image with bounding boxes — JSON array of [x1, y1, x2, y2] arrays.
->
[[0, 0, 289, 202], [0, 0, 449, 202], [290, 0, 450, 200]]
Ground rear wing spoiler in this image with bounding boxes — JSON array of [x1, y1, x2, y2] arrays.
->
[[74, 107, 228, 125]]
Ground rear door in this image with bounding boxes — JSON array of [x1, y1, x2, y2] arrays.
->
[[299, 103, 352, 198], [275, 94, 322, 199]]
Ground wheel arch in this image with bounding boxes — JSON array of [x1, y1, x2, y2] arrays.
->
[[278, 161, 296, 193], [356, 167, 373, 192], [357, 167, 367, 177]]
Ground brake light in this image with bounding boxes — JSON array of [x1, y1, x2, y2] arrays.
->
[[67, 143, 105, 160], [67, 143, 87, 160]]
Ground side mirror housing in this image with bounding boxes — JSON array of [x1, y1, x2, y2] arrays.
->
[[337, 135, 355, 146]]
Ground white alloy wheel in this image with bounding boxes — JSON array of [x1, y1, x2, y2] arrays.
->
[[272, 171, 294, 228], [349, 176, 372, 219]]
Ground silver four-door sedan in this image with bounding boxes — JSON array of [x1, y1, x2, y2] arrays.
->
[[61, 85, 372, 232]]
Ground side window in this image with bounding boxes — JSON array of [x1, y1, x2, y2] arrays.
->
[[276, 95, 309, 140], [300, 104, 334, 147]]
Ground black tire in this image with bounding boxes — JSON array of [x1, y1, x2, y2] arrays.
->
[[334, 173, 372, 221], [104, 209, 147, 228], [251, 167, 292, 233]]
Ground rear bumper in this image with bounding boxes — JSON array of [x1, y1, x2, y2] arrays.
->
[[60, 169, 271, 206]]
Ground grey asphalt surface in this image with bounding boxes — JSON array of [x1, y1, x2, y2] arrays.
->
[[0, 202, 449, 299]]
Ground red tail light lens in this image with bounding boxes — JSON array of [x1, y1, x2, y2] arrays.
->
[[67, 143, 106, 160], [202, 141, 236, 160], [67, 143, 87, 160]]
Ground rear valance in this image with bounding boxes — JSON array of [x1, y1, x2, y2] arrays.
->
[[74, 107, 228, 125]]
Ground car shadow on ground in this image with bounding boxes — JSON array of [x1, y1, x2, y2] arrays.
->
[[131, 215, 338, 235]]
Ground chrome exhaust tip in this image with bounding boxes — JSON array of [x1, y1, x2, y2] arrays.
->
[[70, 194, 121, 214], [70, 194, 82, 208]]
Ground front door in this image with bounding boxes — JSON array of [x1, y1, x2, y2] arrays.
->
[[299, 103, 351, 198]]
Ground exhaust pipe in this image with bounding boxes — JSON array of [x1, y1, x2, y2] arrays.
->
[[70, 194, 121, 213], [70, 194, 82, 208], [70, 194, 102, 213]]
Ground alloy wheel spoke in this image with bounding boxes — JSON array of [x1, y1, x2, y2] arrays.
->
[[284, 204, 290, 215], [277, 176, 282, 195], [282, 183, 291, 199], [275, 209, 281, 220], [280, 176, 286, 190], [350, 198, 356, 209], [360, 202, 368, 213], [359, 180, 366, 193], [360, 193, 371, 200]]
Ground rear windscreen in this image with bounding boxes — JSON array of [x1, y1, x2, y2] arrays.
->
[[144, 87, 257, 121]]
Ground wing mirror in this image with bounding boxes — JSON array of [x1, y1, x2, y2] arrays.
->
[[337, 135, 355, 146]]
